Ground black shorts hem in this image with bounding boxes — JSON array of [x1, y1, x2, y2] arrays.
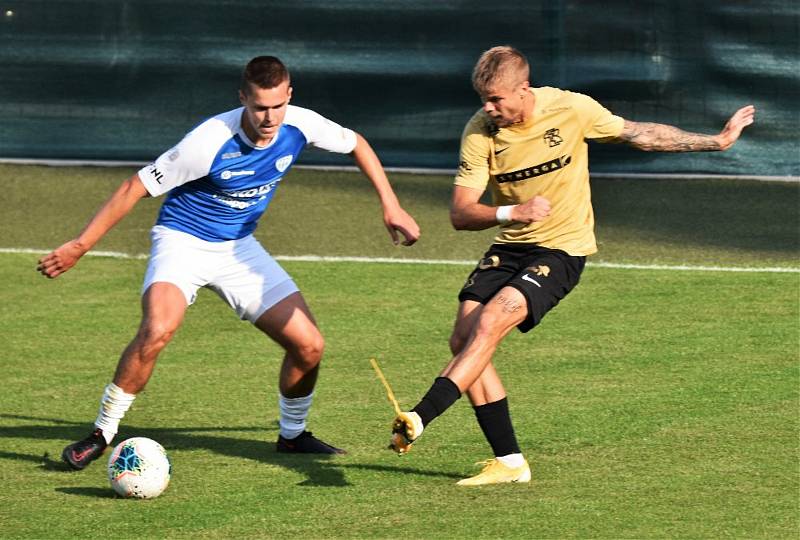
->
[[457, 291, 486, 304]]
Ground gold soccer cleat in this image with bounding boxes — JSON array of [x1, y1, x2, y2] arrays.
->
[[389, 411, 423, 455], [456, 458, 531, 486]]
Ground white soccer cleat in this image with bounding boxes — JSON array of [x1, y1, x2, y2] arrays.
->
[[389, 411, 423, 455]]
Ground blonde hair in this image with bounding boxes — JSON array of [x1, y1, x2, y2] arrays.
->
[[471, 46, 530, 95]]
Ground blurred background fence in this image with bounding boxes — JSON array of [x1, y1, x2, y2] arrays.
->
[[1, 0, 797, 176]]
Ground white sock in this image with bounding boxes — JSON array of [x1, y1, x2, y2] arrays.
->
[[497, 453, 526, 468], [94, 382, 136, 444], [278, 392, 314, 440]]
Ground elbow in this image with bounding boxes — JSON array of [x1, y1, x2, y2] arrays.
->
[[449, 210, 463, 230], [450, 210, 470, 230], [638, 144, 661, 152], [625, 141, 657, 152], [123, 175, 149, 200], [349, 132, 367, 155]]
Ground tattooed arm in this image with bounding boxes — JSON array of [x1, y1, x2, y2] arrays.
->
[[611, 105, 755, 152]]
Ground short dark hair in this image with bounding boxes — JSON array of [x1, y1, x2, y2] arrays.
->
[[241, 56, 290, 94]]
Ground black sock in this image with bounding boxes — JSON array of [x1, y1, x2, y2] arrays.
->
[[474, 397, 521, 457], [411, 377, 461, 426]]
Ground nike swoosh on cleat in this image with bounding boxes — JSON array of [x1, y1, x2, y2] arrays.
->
[[72, 448, 94, 462]]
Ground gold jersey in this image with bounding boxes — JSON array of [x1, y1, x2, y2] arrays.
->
[[455, 86, 624, 255]]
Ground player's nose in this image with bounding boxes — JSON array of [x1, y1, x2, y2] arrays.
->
[[264, 109, 278, 124]]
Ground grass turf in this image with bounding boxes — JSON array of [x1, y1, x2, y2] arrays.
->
[[1, 255, 797, 538], [1, 163, 798, 267], [0, 163, 798, 538]]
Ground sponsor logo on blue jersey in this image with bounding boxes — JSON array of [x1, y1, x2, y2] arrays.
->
[[156, 123, 307, 241], [212, 180, 280, 209], [220, 169, 256, 180]]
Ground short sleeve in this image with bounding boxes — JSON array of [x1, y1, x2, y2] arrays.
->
[[138, 116, 233, 197], [284, 106, 357, 154], [571, 92, 625, 140], [454, 115, 491, 190]]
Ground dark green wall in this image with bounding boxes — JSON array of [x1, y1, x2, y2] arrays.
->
[[1, 1, 797, 175]]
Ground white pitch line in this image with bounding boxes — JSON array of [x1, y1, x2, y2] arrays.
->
[[1, 157, 797, 182], [5, 247, 798, 274], [4, 247, 149, 260]]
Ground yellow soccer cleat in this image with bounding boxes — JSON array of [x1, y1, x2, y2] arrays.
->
[[389, 411, 423, 455], [456, 458, 531, 486]]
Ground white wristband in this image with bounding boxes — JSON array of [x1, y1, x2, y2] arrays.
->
[[495, 205, 516, 224]]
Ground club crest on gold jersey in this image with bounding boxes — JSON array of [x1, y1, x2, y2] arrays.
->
[[543, 128, 563, 147]]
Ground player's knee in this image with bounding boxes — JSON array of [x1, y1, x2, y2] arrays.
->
[[472, 312, 510, 345], [137, 320, 178, 352], [291, 333, 325, 368], [449, 331, 469, 355]]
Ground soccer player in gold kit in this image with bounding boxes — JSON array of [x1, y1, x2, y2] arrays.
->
[[389, 46, 755, 485]]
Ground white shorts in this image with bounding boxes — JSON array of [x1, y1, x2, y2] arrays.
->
[[142, 225, 299, 323]]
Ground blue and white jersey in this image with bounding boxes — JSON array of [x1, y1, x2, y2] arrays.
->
[[138, 105, 357, 241]]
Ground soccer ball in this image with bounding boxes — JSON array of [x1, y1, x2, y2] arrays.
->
[[107, 437, 171, 499]]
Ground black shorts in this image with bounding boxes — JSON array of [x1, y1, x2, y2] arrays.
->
[[458, 243, 586, 333]]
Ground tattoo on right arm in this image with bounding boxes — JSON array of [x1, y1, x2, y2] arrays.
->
[[615, 121, 721, 152]]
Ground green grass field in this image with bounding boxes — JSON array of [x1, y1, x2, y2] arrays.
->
[[0, 164, 798, 539]]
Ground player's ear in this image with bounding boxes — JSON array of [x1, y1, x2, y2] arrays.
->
[[287, 86, 293, 102], [238, 89, 247, 106]]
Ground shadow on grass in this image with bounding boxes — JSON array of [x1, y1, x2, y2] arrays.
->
[[0, 413, 461, 492], [55, 487, 116, 498]]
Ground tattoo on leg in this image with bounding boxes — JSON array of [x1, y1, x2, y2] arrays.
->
[[495, 294, 522, 314]]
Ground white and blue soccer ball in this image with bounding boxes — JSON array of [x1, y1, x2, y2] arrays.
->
[[107, 437, 171, 499]]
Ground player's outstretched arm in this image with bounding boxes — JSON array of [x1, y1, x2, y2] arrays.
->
[[37, 173, 149, 278], [350, 133, 420, 246], [613, 105, 755, 152]]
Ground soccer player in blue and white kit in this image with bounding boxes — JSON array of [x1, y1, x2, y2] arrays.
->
[[38, 56, 421, 469]]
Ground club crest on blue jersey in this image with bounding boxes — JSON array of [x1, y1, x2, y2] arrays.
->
[[275, 155, 293, 172]]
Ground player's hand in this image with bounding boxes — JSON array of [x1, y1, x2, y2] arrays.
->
[[384, 207, 420, 246], [513, 195, 551, 223], [717, 105, 756, 151], [36, 240, 86, 278]]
